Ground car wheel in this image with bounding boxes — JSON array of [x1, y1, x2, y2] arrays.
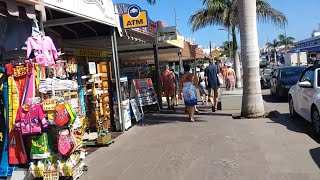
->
[[311, 106, 320, 137], [289, 97, 298, 119], [261, 81, 264, 89]]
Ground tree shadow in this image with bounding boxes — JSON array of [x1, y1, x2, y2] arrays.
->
[[268, 111, 320, 143], [262, 93, 287, 103], [138, 113, 209, 126], [310, 147, 320, 169]]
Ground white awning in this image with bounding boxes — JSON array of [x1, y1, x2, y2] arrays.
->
[[0, 0, 45, 21]]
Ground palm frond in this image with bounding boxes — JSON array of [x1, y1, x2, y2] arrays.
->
[[189, 7, 225, 31], [256, 0, 288, 28]]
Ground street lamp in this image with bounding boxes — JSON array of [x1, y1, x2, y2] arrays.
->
[[218, 28, 232, 61]]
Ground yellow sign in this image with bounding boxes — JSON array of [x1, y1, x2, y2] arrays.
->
[[165, 35, 185, 48], [75, 49, 107, 58], [122, 5, 148, 29], [42, 99, 57, 111], [13, 65, 28, 78]]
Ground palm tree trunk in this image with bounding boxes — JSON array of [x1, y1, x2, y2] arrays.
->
[[238, 0, 265, 117], [274, 50, 277, 65], [231, 26, 242, 88]]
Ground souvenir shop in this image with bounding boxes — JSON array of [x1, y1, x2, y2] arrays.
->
[[0, 1, 121, 179], [0, 28, 89, 180]]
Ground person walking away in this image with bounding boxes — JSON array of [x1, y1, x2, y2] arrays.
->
[[171, 69, 180, 106], [225, 62, 236, 91], [179, 64, 200, 122], [161, 65, 176, 110], [198, 68, 208, 105], [205, 59, 221, 112], [221, 64, 228, 84]]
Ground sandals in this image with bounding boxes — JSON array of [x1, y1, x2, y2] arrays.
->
[[212, 106, 218, 112]]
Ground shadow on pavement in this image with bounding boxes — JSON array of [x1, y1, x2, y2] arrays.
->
[[137, 114, 208, 126], [310, 147, 320, 169], [263, 93, 287, 103], [268, 111, 320, 143]]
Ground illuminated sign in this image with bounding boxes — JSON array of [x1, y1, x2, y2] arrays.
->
[[121, 5, 148, 29]]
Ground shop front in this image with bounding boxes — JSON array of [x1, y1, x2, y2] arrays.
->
[[0, 0, 122, 179]]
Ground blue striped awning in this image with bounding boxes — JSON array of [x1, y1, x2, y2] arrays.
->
[[289, 45, 320, 53]]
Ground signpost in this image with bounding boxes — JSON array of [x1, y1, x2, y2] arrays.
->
[[121, 5, 148, 29]]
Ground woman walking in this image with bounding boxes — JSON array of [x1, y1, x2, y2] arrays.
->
[[179, 64, 200, 122], [198, 68, 208, 105], [225, 62, 236, 91]]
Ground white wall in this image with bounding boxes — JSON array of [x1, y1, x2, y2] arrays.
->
[[285, 52, 307, 66]]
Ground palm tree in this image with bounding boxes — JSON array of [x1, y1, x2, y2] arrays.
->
[[266, 39, 280, 64], [189, 0, 287, 89], [278, 34, 295, 50], [238, 0, 265, 117], [220, 40, 233, 57]]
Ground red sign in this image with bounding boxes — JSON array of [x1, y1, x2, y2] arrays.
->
[[132, 78, 158, 106], [131, 21, 157, 37]]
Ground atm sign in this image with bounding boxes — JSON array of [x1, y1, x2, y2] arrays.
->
[[121, 5, 148, 29]]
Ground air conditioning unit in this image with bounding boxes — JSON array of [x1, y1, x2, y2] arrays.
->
[[16, 0, 41, 5]]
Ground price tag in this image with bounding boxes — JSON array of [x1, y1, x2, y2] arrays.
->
[[13, 66, 28, 77], [42, 99, 57, 111]]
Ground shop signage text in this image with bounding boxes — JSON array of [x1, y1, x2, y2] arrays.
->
[[64, 48, 110, 58], [121, 5, 148, 29], [42, 99, 57, 111]]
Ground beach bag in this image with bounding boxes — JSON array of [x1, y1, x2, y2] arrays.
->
[[217, 74, 224, 85], [30, 133, 50, 159], [58, 130, 73, 156], [183, 75, 198, 106], [8, 130, 27, 164], [55, 104, 69, 127]]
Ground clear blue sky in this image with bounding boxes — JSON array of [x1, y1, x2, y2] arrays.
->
[[113, 0, 320, 48]]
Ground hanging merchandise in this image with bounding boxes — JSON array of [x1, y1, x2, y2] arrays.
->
[[30, 133, 51, 159], [57, 129, 73, 156], [15, 104, 48, 135], [26, 35, 59, 66], [54, 104, 69, 127], [0, 67, 9, 176], [8, 130, 27, 165]]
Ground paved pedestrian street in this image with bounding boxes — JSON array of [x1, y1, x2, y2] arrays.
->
[[81, 92, 320, 180]]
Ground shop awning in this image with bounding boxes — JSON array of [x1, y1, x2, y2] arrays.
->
[[43, 7, 114, 40], [0, 0, 45, 20]]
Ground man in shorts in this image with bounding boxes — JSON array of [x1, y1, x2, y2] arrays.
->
[[205, 59, 221, 112], [160, 65, 176, 110]]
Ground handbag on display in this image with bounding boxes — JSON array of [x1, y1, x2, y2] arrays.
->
[[55, 104, 69, 127]]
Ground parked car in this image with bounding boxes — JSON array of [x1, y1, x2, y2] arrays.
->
[[260, 68, 272, 89], [270, 66, 306, 98], [288, 65, 320, 135], [259, 57, 268, 68]]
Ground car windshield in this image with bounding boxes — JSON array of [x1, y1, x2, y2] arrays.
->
[[279, 67, 305, 79]]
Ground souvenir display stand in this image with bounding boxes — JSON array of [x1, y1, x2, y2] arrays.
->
[[0, 33, 90, 179], [80, 61, 113, 146]]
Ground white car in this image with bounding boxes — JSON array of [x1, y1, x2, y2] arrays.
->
[[288, 65, 320, 135]]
